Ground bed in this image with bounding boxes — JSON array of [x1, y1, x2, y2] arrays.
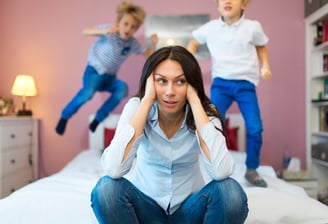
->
[[0, 114, 328, 224]]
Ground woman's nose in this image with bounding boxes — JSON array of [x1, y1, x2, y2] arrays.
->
[[165, 83, 175, 97]]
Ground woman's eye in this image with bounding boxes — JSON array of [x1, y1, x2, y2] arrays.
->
[[156, 79, 166, 84], [176, 79, 186, 85]]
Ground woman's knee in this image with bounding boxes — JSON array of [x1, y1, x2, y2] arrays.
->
[[211, 178, 248, 211], [91, 176, 118, 205]]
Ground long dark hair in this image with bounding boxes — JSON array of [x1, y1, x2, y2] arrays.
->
[[137, 46, 225, 134]]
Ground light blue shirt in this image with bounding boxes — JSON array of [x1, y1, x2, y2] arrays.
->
[[101, 97, 234, 214], [192, 15, 269, 86]]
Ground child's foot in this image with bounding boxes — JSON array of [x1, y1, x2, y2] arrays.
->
[[89, 119, 100, 132], [245, 168, 267, 188], [55, 118, 68, 135]]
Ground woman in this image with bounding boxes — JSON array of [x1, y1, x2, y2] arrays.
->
[[91, 46, 248, 223]]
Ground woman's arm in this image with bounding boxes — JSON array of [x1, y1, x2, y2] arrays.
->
[[102, 75, 156, 178], [122, 75, 156, 160], [186, 84, 211, 160], [187, 84, 234, 179]]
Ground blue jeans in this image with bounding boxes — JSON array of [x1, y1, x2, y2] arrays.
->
[[61, 65, 128, 122], [211, 77, 263, 169], [91, 176, 248, 224]]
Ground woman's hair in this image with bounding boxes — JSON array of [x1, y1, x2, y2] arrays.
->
[[137, 46, 225, 133], [116, 1, 146, 27]]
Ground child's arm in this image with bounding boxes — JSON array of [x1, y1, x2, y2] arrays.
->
[[256, 45, 272, 80], [187, 39, 200, 55], [82, 25, 118, 36], [143, 34, 158, 57]]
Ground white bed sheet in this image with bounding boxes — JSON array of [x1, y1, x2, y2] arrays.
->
[[0, 149, 328, 224]]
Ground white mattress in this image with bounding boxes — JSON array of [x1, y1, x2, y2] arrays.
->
[[0, 149, 328, 224]]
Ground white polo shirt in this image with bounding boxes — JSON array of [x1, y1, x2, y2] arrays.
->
[[192, 15, 268, 86]]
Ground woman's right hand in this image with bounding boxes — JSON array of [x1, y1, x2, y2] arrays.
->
[[144, 74, 156, 102]]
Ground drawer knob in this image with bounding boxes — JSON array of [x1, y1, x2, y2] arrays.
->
[[11, 188, 15, 193], [11, 159, 16, 164], [10, 134, 15, 139]]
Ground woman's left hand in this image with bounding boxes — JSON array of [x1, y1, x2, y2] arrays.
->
[[187, 84, 198, 103]]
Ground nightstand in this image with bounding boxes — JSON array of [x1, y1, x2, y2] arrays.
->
[[0, 117, 39, 198], [282, 171, 318, 199]]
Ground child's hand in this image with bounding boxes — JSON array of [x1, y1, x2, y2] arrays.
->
[[261, 66, 272, 80], [144, 74, 156, 101], [150, 34, 158, 45], [107, 25, 118, 34]]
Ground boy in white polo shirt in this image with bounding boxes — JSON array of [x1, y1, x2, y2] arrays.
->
[[188, 0, 272, 187]]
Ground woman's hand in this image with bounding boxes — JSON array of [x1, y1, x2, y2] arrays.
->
[[144, 74, 156, 102], [187, 84, 198, 103]]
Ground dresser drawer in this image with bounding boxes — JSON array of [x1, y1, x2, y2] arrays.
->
[[0, 147, 31, 176], [0, 124, 35, 149], [1, 168, 33, 198]]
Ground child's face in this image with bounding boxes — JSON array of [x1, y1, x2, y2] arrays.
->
[[117, 14, 140, 40], [217, 0, 247, 25]]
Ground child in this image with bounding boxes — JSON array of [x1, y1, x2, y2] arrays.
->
[[91, 46, 248, 223], [188, 0, 272, 187], [56, 1, 158, 135]]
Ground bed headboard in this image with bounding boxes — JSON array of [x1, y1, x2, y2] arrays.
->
[[89, 113, 245, 152], [89, 114, 121, 150]]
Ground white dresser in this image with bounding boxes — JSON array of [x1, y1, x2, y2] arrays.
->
[[0, 117, 39, 198]]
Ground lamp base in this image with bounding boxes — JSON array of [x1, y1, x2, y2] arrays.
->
[[16, 110, 33, 116]]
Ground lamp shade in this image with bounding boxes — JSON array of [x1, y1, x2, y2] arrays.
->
[[11, 75, 37, 96]]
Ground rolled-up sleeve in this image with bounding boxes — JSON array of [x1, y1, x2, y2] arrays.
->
[[198, 118, 234, 180]]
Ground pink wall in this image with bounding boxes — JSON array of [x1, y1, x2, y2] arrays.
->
[[0, 0, 305, 176]]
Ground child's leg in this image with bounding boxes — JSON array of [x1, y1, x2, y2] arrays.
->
[[61, 66, 101, 119], [56, 66, 101, 135], [234, 81, 266, 187], [90, 78, 128, 132], [235, 81, 263, 169], [210, 77, 234, 119]]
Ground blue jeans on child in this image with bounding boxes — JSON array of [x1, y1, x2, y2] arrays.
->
[[61, 65, 128, 122], [91, 176, 248, 224], [211, 77, 263, 169]]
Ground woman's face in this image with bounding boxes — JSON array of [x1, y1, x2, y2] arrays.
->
[[153, 59, 188, 117]]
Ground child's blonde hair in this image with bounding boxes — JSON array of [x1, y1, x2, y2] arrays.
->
[[116, 1, 146, 27]]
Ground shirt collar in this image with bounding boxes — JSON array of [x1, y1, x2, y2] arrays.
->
[[219, 14, 245, 27]]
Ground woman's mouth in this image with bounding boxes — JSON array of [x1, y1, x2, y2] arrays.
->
[[163, 100, 177, 107]]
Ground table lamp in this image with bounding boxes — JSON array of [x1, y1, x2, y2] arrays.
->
[[11, 74, 37, 116]]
